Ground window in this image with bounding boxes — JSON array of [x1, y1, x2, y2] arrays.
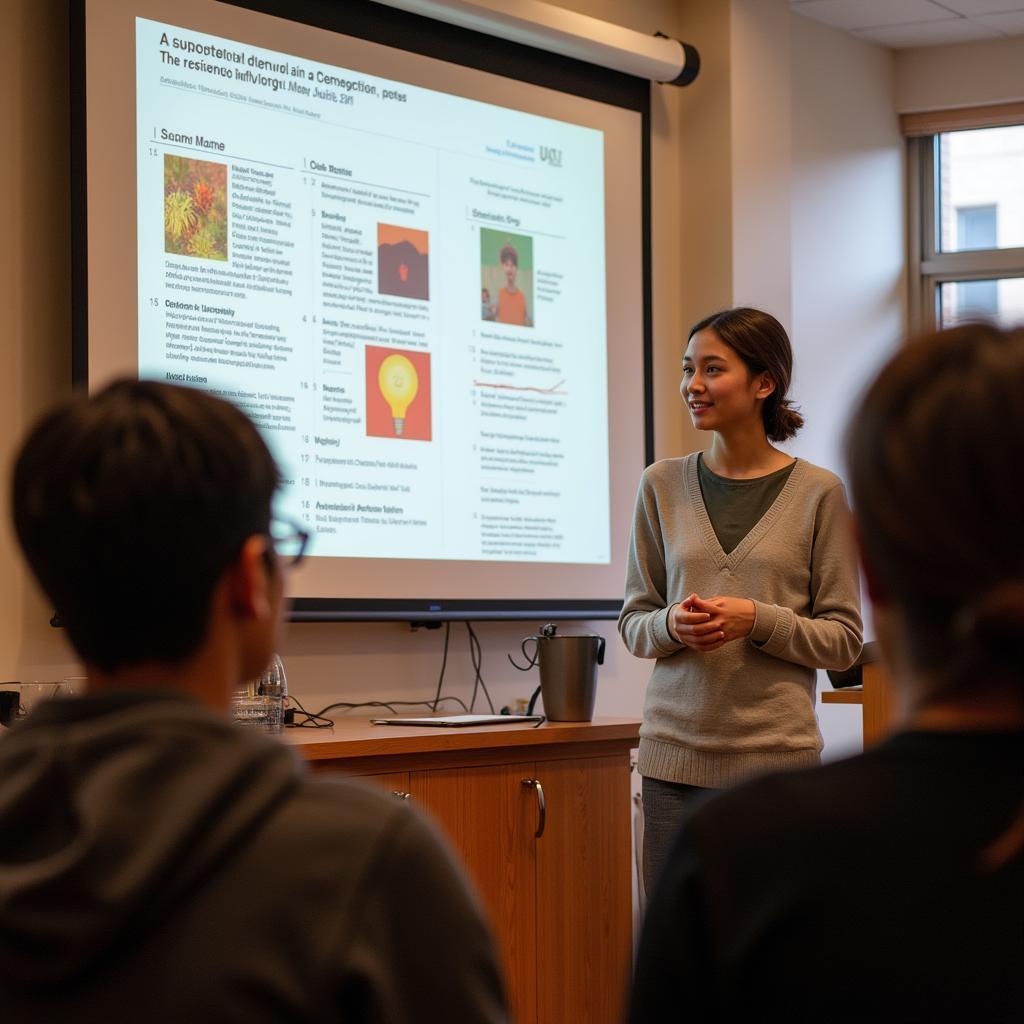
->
[[908, 114, 1024, 332]]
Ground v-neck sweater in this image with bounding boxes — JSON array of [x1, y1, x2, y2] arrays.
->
[[619, 453, 863, 788], [697, 454, 796, 554]]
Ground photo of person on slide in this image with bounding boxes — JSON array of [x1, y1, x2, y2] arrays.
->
[[480, 228, 533, 327]]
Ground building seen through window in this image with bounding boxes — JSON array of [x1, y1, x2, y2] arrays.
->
[[929, 124, 1024, 327], [924, 124, 1024, 329]]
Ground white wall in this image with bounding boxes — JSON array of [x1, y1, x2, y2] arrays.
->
[[789, 15, 905, 476], [0, 0, 78, 684], [789, 13, 905, 758], [1, 0, 907, 758], [0, 0, 675, 726], [731, 0, 793, 322], [722, 3, 905, 759]]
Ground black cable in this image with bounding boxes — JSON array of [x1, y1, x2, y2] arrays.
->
[[526, 684, 543, 717], [468, 635, 480, 711], [304, 622, 468, 720], [507, 636, 540, 671], [465, 621, 496, 714], [301, 619, 503, 722], [468, 622, 487, 712], [285, 692, 335, 729], [430, 621, 451, 712], [310, 696, 471, 719]]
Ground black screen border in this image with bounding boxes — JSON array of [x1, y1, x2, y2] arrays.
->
[[70, 0, 653, 622]]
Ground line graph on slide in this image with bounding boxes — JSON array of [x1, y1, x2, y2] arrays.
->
[[472, 378, 567, 394]]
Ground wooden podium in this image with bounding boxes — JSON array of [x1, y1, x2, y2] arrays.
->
[[286, 716, 641, 1024]]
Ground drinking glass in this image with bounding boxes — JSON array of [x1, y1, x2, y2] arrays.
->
[[230, 694, 282, 732], [233, 655, 287, 734]]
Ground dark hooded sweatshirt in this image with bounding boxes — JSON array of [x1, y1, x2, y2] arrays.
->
[[0, 692, 507, 1022]]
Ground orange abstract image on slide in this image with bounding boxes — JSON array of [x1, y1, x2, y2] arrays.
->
[[164, 155, 228, 260], [378, 224, 429, 301], [365, 345, 432, 441]]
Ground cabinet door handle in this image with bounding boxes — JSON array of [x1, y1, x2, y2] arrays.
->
[[522, 778, 546, 838], [391, 791, 411, 801]]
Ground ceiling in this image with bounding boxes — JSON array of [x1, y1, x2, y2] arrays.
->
[[789, 0, 1024, 48]]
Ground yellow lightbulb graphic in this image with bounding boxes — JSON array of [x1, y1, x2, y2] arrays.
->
[[378, 354, 419, 436]]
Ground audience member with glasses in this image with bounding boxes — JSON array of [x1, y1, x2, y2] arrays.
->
[[0, 380, 507, 1022]]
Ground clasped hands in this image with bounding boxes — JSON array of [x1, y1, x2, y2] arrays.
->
[[668, 593, 756, 653]]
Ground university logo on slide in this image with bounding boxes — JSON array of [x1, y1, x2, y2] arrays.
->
[[539, 145, 562, 168]]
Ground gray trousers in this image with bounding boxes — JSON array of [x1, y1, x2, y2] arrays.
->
[[641, 776, 718, 896]]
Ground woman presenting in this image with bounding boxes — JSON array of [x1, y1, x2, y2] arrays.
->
[[619, 307, 862, 891]]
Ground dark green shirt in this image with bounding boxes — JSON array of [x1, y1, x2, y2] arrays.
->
[[697, 454, 797, 554]]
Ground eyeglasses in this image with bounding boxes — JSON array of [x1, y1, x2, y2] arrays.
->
[[268, 517, 311, 568]]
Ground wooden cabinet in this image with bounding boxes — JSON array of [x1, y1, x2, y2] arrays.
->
[[287, 718, 640, 1024], [411, 763, 539, 1022], [358, 770, 411, 798], [534, 755, 632, 1024]]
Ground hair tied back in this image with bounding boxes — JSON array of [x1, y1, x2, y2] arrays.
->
[[952, 580, 1024, 653]]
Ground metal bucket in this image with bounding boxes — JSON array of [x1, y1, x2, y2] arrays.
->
[[533, 624, 605, 722]]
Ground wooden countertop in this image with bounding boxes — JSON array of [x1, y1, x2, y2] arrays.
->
[[821, 688, 864, 704], [283, 715, 642, 765]]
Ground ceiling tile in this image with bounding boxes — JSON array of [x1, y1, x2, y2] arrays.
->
[[854, 17, 1004, 46], [792, 0, 957, 31], [935, 0, 1024, 14], [976, 11, 1024, 31]]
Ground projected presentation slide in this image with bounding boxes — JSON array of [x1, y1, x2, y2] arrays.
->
[[136, 18, 609, 564]]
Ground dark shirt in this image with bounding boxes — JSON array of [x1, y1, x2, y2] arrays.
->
[[629, 729, 1024, 1023], [697, 454, 796, 555]]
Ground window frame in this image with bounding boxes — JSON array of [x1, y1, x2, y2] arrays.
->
[[907, 111, 1024, 332]]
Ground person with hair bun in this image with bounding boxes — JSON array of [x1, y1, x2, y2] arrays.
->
[[619, 307, 863, 891], [627, 322, 1023, 1022]]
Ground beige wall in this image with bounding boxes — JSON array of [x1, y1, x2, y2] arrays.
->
[[789, 13, 904, 474], [788, 12, 905, 758], [0, 0, 675, 718], [674, 0, 733, 336], [730, 0, 793, 323], [1, 0, 904, 751], [896, 35, 1024, 114], [1, 0, 79, 681]]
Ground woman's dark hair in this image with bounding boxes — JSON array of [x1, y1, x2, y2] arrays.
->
[[12, 380, 281, 672], [845, 323, 1024, 688], [687, 307, 804, 442]]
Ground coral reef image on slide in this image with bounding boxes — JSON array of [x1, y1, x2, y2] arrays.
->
[[164, 155, 228, 260], [377, 224, 429, 301]]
